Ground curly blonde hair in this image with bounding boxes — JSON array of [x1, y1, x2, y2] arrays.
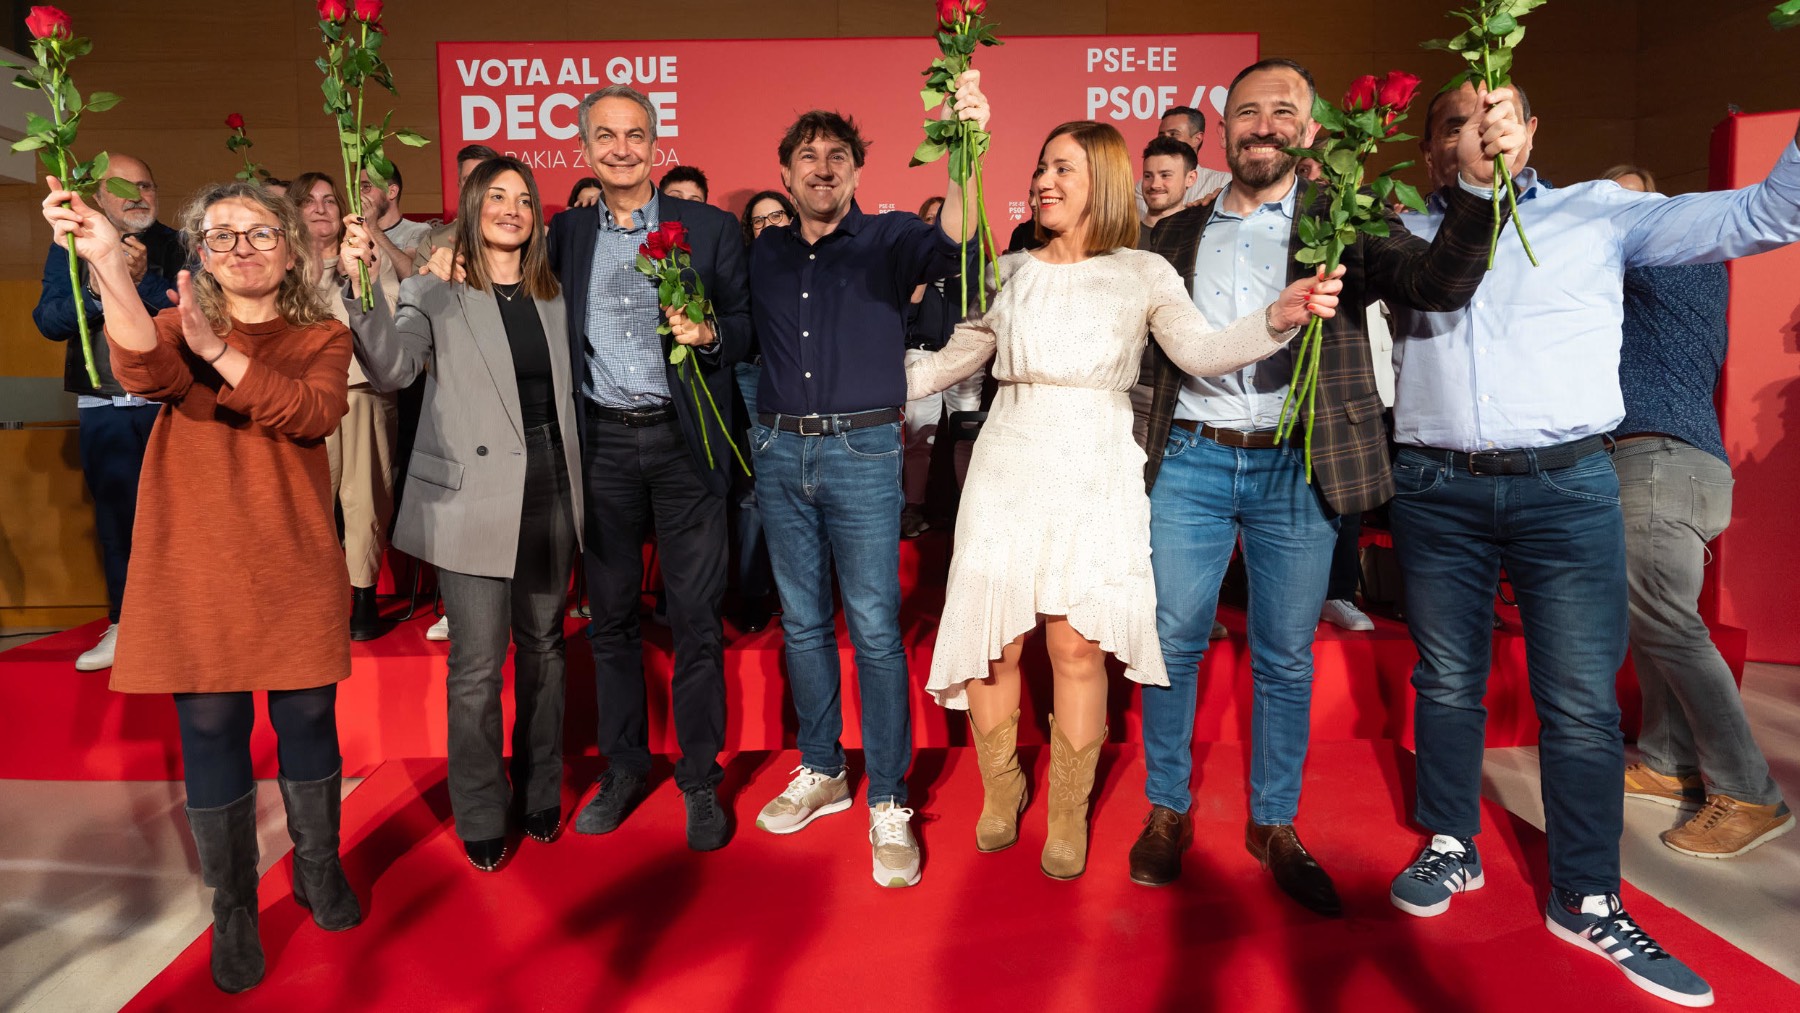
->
[[178, 181, 332, 334]]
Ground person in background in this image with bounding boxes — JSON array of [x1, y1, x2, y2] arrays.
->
[[31, 154, 184, 673], [901, 193, 983, 539], [341, 156, 582, 873], [43, 178, 361, 994], [1140, 135, 1198, 229], [660, 165, 709, 205], [359, 162, 432, 277], [295, 171, 401, 641], [262, 176, 291, 199], [1600, 164, 1793, 860], [1134, 105, 1232, 217], [567, 175, 603, 209], [918, 195, 945, 226]]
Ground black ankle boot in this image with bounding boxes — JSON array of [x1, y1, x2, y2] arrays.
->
[[349, 586, 381, 641], [279, 769, 362, 931], [185, 789, 266, 993]]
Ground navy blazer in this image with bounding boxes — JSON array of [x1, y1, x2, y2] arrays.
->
[[546, 193, 751, 497]]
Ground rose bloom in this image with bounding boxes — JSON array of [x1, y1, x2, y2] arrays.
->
[[964, 0, 986, 13], [1376, 71, 1422, 112], [26, 5, 73, 40], [225, 112, 245, 130], [936, 0, 962, 27], [661, 220, 690, 253], [353, 0, 383, 22], [317, 0, 348, 22], [1344, 75, 1379, 113], [641, 231, 674, 260]]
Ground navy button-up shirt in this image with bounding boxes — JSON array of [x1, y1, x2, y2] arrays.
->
[[749, 201, 962, 416]]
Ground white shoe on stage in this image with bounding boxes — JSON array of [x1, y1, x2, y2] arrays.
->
[[1320, 599, 1375, 632], [75, 624, 119, 672], [425, 616, 450, 642]]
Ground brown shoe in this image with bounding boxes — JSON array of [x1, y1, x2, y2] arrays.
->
[[1041, 716, 1104, 880], [1128, 805, 1193, 887], [1245, 821, 1341, 916], [1661, 794, 1795, 859], [1624, 761, 1704, 810], [969, 710, 1027, 853]]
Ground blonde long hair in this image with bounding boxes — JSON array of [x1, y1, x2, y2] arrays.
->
[[1034, 121, 1139, 256], [178, 181, 332, 334]]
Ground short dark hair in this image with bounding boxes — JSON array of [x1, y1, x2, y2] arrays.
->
[[456, 144, 500, 165], [1226, 58, 1318, 109], [1142, 135, 1197, 173], [1160, 105, 1206, 137], [778, 110, 869, 168], [1423, 80, 1532, 141], [660, 165, 709, 200]]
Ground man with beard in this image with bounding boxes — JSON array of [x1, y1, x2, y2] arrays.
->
[[1124, 58, 1523, 914], [746, 73, 988, 889], [1141, 135, 1199, 229], [32, 154, 185, 672], [359, 163, 432, 277]]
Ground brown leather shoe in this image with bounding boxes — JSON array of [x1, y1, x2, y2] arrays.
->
[[1245, 821, 1342, 916], [1128, 805, 1193, 886]]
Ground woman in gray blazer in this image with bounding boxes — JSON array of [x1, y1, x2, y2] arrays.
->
[[341, 156, 581, 871]]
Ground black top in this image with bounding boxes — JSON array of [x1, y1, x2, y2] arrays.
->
[[493, 283, 554, 429]]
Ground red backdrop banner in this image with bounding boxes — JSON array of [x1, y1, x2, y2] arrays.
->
[[434, 34, 1259, 220]]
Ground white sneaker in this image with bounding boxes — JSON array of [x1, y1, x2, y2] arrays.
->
[[425, 615, 450, 642], [75, 623, 118, 672], [1320, 599, 1375, 631], [756, 766, 851, 834], [869, 802, 921, 888]]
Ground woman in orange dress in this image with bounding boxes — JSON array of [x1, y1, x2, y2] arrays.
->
[[41, 178, 360, 994]]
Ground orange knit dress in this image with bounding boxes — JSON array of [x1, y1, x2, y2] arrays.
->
[[106, 309, 354, 694]]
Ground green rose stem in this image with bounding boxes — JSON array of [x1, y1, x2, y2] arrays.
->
[[55, 145, 98, 388], [1478, 13, 1536, 268]]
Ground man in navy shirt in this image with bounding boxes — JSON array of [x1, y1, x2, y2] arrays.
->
[[747, 73, 989, 889]]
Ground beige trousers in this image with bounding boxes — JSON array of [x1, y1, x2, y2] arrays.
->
[[326, 385, 398, 588]]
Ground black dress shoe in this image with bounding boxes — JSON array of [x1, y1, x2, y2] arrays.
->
[[1128, 805, 1194, 887], [684, 785, 731, 852], [1246, 821, 1342, 916], [349, 586, 382, 641], [464, 837, 508, 872], [574, 769, 648, 835], [523, 806, 562, 843], [731, 601, 773, 634]]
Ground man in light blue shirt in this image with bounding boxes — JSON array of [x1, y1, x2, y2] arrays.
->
[[1384, 82, 1800, 1009]]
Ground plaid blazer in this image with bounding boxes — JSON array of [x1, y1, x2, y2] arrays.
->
[[1140, 182, 1499, 515]]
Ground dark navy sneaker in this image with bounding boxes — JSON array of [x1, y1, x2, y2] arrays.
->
[[574, 769, 648, 835], [1390, 834, 1484, 917], [684, 785, 731, 852], [1545, 890, 1714, 1008]]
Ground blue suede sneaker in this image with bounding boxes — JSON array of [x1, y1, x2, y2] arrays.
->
[[1390, 834, 1484, 917], [1544, 890, 1714, 1007]]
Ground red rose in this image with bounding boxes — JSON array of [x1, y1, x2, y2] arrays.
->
[[353, 0, 383, 22], [965, 0, 986, 13], [1344, 75, 1379, 113], [936, 0, 962, 27], [661, 221, 690, 253], [317, 0, 348, 22], [225, 113, 245, 130], [1376, 71, 1423, 113], [641, 231, 673, 261], [25, 5, 73, 40]]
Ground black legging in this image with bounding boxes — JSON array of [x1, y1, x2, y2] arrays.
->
[[173, 686, 341, 808]]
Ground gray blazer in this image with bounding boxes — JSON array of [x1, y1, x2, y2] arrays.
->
[[346, 274, 584, 579]]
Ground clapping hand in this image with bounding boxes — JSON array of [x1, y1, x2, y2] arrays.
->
[[167, 270, 229, 363], [1271, 265, 1347, 333]]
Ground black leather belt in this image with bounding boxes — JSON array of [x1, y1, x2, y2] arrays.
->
[[590, 402, 675, 427], [1421, 435, 1608, 476], [1172, 420, 1284, 449], [906, 339, 945, 352], [758, 408, 903, 436]]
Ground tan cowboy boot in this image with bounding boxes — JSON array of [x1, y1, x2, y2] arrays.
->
[[1041, 714, 1105, 880], [970, 709, 1027, 852]]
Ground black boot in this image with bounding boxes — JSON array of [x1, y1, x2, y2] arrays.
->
[[278, 769, 363, 931], [349, 586, 382, 641], [185, 789, 266, 993]]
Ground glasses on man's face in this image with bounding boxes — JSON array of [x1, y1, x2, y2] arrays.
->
[[202, 226, 284, 253], [750, 209, 789, 229]]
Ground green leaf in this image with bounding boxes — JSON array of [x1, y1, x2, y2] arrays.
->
[[367, 153, 396, 184], [1326, 147, 1359, 177], [1296, 215, 1320, 246], [1774, 0, 1800, 29], [105, 175, 141, 200], [1393, 180, 1426, 214], [686, 300, 704, 323], [25, 111, 52, 135], [669, 344, 690, 365], [1295, 247, 1328, 265], [635, 254, 653, 274], [1357, 217, 1391, 238], [1487, 12, 1519, 35], [90, 151, 109, 179], [394, 129, 430, 147], [85, 91, 122, 112], [922, 88, 942, 111], [910, 138, 948, 166], [10, 136, 46, 152], [14, 76, 40, 90], [1386, 159, 1416, 175], [62, 37, 92, 59]]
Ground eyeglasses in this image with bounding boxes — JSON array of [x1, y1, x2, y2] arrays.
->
[[201, 226, 284, 252], [750, 209, 790, 229]]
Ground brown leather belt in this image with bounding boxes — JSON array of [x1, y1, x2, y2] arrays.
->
[[1172, 419, 1283, 449]]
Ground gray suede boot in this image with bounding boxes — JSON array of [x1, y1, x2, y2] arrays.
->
[[185, 789, 265, 993], [278, 769, 362, 931]]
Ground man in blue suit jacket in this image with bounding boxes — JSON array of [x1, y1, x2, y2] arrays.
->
[[544, 84, 750, 852]]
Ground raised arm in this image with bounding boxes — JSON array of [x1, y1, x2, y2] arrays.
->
[[341, 215, 436, 392], [1616, 141, 1800, 267], [40, 178, 158, 353], [212, 322, 352, 441], [1144, 255, 1342, 377]]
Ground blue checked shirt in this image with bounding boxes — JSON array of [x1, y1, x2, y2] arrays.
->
[[1173, 178, 1298, 430], [584, 193, 671, 408], [1391, 143, 1800, 452]]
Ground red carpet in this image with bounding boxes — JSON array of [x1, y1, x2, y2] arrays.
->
[[122, 741, 1796, 1012]]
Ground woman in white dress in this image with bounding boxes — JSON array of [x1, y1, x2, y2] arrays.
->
[[907, 120, 1342, 879]]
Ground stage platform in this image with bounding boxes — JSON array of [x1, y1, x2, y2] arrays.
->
[[0, 534, 1748, 780]]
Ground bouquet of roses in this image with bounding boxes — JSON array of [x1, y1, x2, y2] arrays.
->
[[316, 0, 429, 309], [634, 222, 748, 475], [5, 5, 135, 388], [1277, 71, 1427, 481], [1424, 0, 1543, 267], [910, 0, 1003, 316], [223, 113, 272, 184]]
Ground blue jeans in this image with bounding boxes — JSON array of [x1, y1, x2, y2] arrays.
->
[[732, 362, 773, 600], [79, 403, 160, 621], [751, 419, 910, 805], [1389, 446, 1628, 896], [1144, 430, 1339, 823]]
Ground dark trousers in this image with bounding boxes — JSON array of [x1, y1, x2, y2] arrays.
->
[[79, 403, 160, 622], [437, 424, 577, 841], [583, 412, 727, 792], [1327, 511, 1362, 601], [173, 686, 340, 808]]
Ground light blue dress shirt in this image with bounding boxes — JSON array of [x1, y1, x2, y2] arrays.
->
[[1390, 142, 1800, 452], [584, 193, 672, 408], [1174, 177, 1298, 430]]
